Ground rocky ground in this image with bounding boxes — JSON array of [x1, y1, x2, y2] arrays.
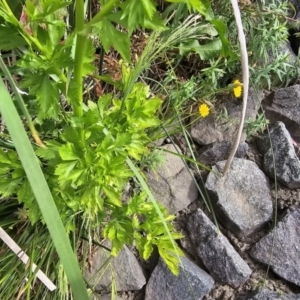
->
[[85, 83, 300, 300]]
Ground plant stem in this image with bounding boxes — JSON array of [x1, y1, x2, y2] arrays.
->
[[73, 0, 119, 116], [73, 0, 86, 118], [223, 0, 249, 175]]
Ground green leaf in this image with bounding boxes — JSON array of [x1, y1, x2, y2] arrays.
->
[[141, 0, 156, 19], [0, 26, 26, 50], [143, 240, 153, 260], [210, 19, 233, 57], [59, 143, 79, 161], [0, 148, 12, 164], [36, 75, 60, 119], [55, 161, 78, 180], [36, 0, 71, 18], [120, 0, 167, 33], [102, 186, 122, 207], [35, 141, 60, 160], [179, 39, 222, 60], [0, 177, 22, 197], [82, 39, 96, 76], [95, 19, 130, 63]]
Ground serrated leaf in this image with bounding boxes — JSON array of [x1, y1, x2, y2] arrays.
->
[[0, 177, 22, 197], [142, 240, 153, 260], [167, 0, 213, 18], [96, 19, 130, 63], [55, 161, 78, 179], [82, 38, 96, 76], [0, 26, 26, 50], [179, 39, 222, 60], [114, 133, 131, 149], [59, 143, 78, 161], [102, 186, 122, 207], [132, 214, 139, 228], [0, 148, 11, 164], [36, 75, 60, 119], [141, 0, 156, 19], [36, 0, 71, 18], [107, 226, 116, 240], [35, 143, 59, 160], [121, 0, 167, 33], [18, 179, 34, 204]]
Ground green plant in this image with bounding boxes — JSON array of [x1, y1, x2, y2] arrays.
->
[[245, 113, 270, 137], [0, 0, 222, 298]]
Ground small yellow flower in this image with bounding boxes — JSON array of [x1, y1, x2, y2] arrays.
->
[[199, 103, 210, 117], [233, 79, 242, 98]]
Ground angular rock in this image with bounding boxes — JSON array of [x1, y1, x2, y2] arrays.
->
[[251, 207, 300, 287], [262, 85, 300, 142], [205, 158, 273, 237], [196, 141, 248, 164], [186, 209, 252, 288], [191, 88, 263, 145], [145, 257, 214, 300], [257, 121, 300, 189], [85, 245, 146, 292], [236, 288, 300, 300], [146, 144, 198, 213]]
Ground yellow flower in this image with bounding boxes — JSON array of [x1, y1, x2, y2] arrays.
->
[[199, 103, 210, 117], [233, 79, 242, 98]]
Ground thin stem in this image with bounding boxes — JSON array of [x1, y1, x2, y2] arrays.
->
[[223, 0, 249, 175], [73, 0, 86, 118]]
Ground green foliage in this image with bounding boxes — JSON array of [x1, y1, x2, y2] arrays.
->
[[245, 113, 270, 137], [2, 0, 293, 297]]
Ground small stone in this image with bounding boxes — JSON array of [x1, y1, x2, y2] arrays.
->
[[262, 84, 300, 142], [205, 158, 273, 237], [236, 288, 300, 300], [196, 141, 248, 164], [250, 207, 300, 287], [145, 257, 214, 300], [258, 121, 300, 189], [85, 245, 146, 292], [146, 144, 198, 213], [186, 209, 252, 288]]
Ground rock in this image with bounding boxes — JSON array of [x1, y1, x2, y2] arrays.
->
[[196, 141, 248, 164], [186, 209, 252, 288], [85, 245, 146, 292], [146, 144, 198, 213], [205, 158, 273, 237], [236, 288, 300, 300], [250, 207, 300, 287], [145, 256, 214, 300], [262, 85, 300, 142], [191, 88, 263, 145], [257, 121, 300, 189]]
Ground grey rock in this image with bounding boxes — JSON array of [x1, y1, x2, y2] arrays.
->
[[262, 85, 300, 142], [187, 209, 252, 288], [258, 121, 300, 189], [146, 144, 198, 213], [251, 207, 300, 287], [236, 288, 300, 300], [85, 245, 146, 292], [205, 158, 273, 237], [145, 257, 214, 300], [197, 141, 248, 164], [191, 88, 263, 145]]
